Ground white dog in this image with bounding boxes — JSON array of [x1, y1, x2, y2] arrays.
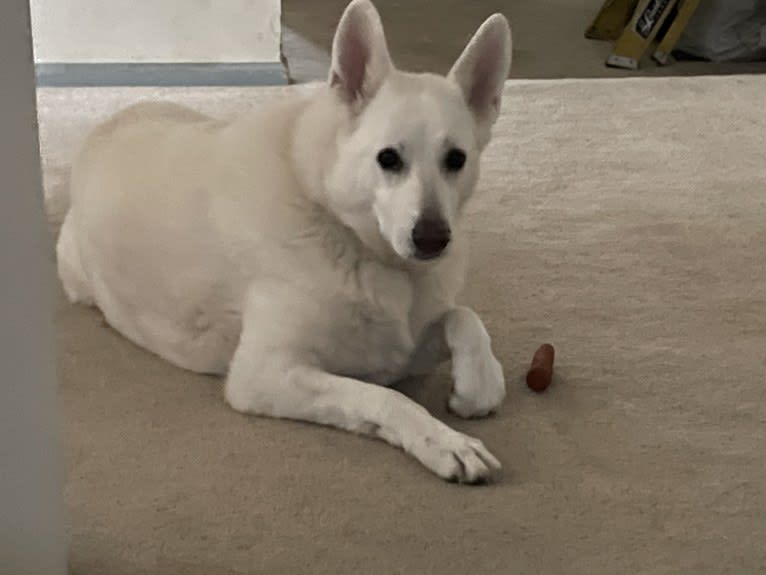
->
[[57, 0, 512, 483]]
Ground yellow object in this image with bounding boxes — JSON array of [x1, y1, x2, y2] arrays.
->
[[585, 0, 640, 41], [606, 0, 680, 69], [653, 0, 701, 65]]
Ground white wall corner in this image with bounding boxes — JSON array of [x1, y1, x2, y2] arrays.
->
[[30, 0, 282, 64]]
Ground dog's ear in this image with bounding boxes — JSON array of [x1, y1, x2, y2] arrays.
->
[[449, 14, 512, 131], [329, 0, 392, 105]]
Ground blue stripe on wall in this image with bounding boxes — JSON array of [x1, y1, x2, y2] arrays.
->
[[36, 62, 288, 87]]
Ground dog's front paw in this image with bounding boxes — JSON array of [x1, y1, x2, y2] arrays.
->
[[449, 349, 506, 418], [413, 428, 502, 484]]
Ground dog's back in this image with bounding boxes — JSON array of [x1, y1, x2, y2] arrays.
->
[[59, 96, 313, 373]]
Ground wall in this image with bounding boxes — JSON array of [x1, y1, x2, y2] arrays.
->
[[30, 0, 281, 63], [0, 3, 67, 574]]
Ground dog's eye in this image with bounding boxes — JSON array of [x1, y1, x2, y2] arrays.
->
[[377, 148, 404, 173], [444, 148, 466, 172]]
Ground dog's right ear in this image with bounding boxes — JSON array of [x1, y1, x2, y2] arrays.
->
[[329, 0, 392, 106]]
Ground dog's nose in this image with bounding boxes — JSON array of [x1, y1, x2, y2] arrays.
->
[[412, 217, 451, 259]]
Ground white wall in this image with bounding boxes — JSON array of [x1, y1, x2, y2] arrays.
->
[[31, 0, 281, 63]]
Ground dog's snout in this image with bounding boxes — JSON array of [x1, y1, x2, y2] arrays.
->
[[412, 217, 451, 260]]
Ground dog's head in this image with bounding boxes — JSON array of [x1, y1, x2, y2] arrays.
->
[[323, 0, 511, 262]]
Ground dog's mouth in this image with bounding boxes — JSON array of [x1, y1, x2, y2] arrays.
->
[[413, 246, 448, 261]]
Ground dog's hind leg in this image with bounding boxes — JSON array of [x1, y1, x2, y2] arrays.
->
[[56, 211, 94, 305], [224, 342, 501, 484]]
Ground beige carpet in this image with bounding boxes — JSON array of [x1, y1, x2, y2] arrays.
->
[[38, 76, 766, 574]]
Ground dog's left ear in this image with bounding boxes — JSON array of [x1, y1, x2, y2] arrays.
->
[[329, 0, 393, 106], [449, 14, 512, 137]]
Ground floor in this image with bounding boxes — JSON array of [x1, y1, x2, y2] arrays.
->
[[281, 0, 766, 82]]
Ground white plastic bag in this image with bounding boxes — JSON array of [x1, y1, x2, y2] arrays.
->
[[675, 0, 766, 61]]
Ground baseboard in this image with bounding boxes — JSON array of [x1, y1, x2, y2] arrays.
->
[[35, 62, 288, 87]]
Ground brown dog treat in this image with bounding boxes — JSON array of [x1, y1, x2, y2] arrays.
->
[[526, 343, 555, 393]]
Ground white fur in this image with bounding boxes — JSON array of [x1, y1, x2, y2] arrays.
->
[[57, 0, 512, 483]]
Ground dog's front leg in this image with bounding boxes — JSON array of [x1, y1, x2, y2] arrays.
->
[[224, 347, 501, 483], [408, 307, 506, 418]]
